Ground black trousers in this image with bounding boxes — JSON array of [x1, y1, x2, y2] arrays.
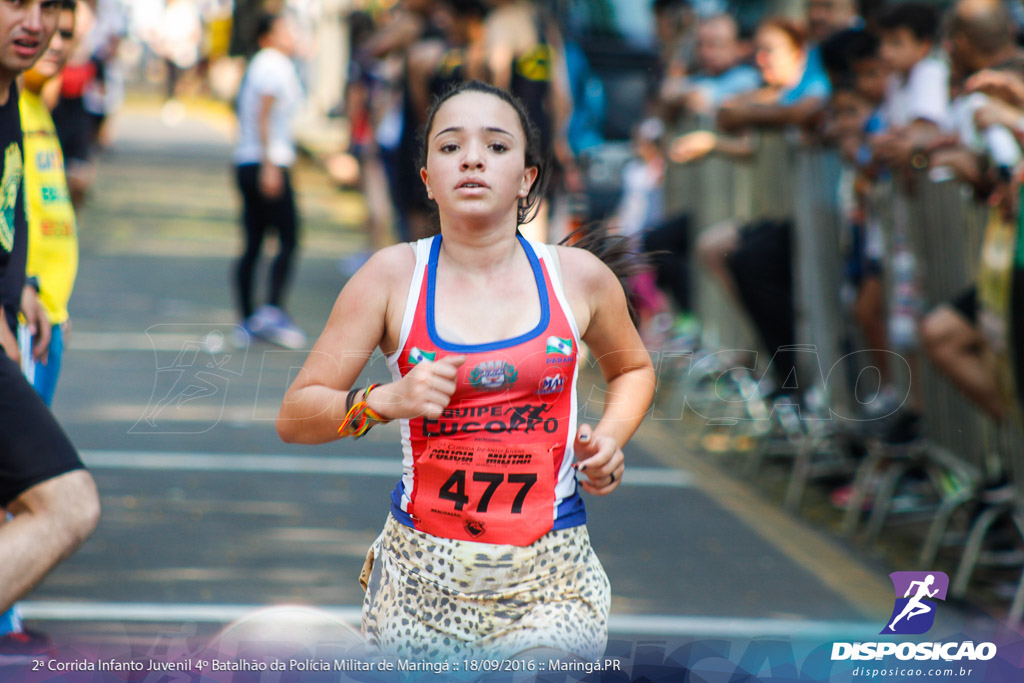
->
[[235, 163, 299, 320], [726, 219, 800, 393], [642, 212, 692, 313]]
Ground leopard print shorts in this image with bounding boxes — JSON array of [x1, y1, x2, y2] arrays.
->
[[360, 515, 611, 662]]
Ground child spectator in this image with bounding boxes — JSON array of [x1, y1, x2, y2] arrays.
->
[[871, 2, 949, 169]]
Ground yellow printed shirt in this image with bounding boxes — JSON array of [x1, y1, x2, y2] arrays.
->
[[20, 90, 77, 324]]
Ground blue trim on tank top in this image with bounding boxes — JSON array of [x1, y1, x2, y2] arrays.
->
[[425, 233, 550, 352], [389, 481, 587, 532]]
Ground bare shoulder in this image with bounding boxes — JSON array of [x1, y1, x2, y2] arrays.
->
[[335, 242, 415, 310], [351, 243, 417, 353], [551, 244, 623, 336], [355, 243, 416, 285], [552, 244, 619, 293]]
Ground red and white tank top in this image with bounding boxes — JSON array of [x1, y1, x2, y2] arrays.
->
[[385, 233, 585, 546]]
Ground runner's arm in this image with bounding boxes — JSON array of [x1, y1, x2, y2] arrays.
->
[[276, 247, 398, 444], [565, 248, 656, 450]]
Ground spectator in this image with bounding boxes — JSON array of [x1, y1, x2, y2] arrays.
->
[[0, 0, 99, 657], [918, 0, 1022, 422], [653, 0, 697, 85], [679, 17, 826, 403], [476, 0, 576, 242], [232, 12, 307, 349], [716, 0, 858, 134], [20, 0, 79, 407], [660, 13, 761, 118], [50, 0, 97, 209], [870, 2, 949, 170]]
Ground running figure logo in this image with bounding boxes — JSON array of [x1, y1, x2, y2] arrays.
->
[[882, 571, 949, 635], [131, 325, 248, 434]]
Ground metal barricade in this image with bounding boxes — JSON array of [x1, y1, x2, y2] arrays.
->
[[791, 146, 848, 413], [660, 120, 764, 441], [947, 190, 1024, 626], [843, 175, 996, 564], [661, 115, 1024, 622], [780, 145, 870, 509]]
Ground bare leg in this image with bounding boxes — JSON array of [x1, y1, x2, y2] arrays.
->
[[920, 306, 1006, 421], [0, 470, 100, 614], [854, 276, 890, 383]]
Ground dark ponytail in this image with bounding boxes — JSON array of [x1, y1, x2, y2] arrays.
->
[[559, 225, 650, 325]]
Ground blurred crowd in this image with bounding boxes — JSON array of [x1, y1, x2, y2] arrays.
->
[[331, 0, 1024, 440], [643, 0, 1024, 436]]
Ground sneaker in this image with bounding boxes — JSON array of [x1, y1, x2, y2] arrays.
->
[[249, 305, 308, 350], [0, 630, 56, 665], [671, 313, 701, 350], [861, 407, 922, 445]]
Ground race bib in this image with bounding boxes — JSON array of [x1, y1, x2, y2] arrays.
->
[[412, 439, 557, 545]]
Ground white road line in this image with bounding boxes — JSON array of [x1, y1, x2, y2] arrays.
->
[[82, 451, 402, 477], [81, 451, 695, 488], [71, 332, 232, 352], [18, 601, 878, 638]]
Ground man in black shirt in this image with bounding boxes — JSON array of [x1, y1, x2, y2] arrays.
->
[[0, 0, 99, 650]]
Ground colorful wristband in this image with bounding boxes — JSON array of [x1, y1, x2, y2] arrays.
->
[[337, 384, 390, 439]]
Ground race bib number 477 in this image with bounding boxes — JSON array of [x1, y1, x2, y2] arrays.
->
[[413, 440, 557, 545]]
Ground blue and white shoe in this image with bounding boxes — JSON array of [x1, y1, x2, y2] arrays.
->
[[249, 305, 308, 350]]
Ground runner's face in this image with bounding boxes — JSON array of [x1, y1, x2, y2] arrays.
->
[[0, 0, 62, 82], [25, 7, 73, 82], [421, 91, 538, 226]]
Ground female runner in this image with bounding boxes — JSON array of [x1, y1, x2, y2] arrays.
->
[[278, 80, 655, 661]]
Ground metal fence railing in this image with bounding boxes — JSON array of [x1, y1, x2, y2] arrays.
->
[[661, 123, 1024, 625]]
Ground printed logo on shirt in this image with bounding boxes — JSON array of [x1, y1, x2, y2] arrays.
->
[[514, 44, 553, 82], [40, 220, 73, 237], [536, 370, 566, 398], [35, 149, 60, 171], [546, 335, 573, 364], [422, 403, 558, 438], [469, 360, 518, 391], [408, 347, 436, 366], [464, 520, 485, 537], [1, 142, 23, 253], [40, 185, 69, 204]]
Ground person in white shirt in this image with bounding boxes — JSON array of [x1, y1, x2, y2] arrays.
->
[[871, 2, 949, 168], [232, 12, 306, 349]]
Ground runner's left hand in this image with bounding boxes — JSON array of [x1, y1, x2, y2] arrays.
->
[[574, 423, 623, 496]]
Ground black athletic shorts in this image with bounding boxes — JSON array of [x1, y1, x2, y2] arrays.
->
[[950, 285, 978, 325], [0, 352, 84, 507]]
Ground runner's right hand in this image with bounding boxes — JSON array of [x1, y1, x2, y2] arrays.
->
[[367, 355, 466, 420]]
